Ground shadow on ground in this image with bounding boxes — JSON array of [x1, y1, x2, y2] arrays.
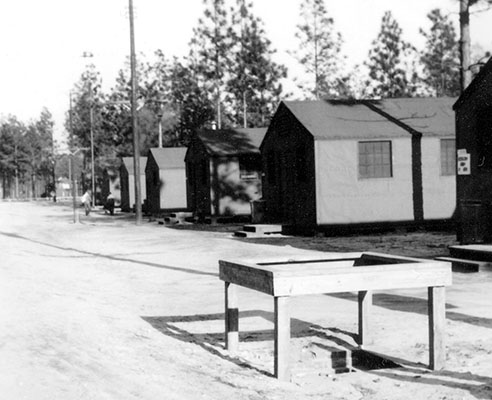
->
[[142, 311, 404, 377], [329, 292, 492, 329], [0, 230, 216, 277]]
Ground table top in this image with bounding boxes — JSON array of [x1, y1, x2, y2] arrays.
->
[[219, 252, 452, 296]]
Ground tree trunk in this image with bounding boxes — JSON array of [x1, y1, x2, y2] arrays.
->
[[459, 0, 472, 91], [2, 172, 6, 199], [31, 172, 36, 199]]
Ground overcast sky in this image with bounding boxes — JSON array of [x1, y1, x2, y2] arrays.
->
[[1, 0, 491, 143]]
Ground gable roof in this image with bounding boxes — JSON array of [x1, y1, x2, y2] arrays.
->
[[454, 56, 492, 110], [280, 99, 455, 141], [196, 128, 267, 156], [148, 147, 187, 169], [282, 100, 411, 140], [366, 97, 456, 137], [121, 157, 147, 175]]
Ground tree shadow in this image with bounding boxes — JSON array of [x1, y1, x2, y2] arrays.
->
[[0, 230, 216, 277], [198, 128, 265, 156], [329, 292, 492, 329]]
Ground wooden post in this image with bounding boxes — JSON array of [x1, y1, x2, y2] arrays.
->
[[274, 296, 290, 381], [428, 286, 446, 370], [225, 282, 239, 354], [358, 290, 373, 346]]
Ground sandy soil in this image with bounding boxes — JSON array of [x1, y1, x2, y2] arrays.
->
[[1, 202, 491, 400]]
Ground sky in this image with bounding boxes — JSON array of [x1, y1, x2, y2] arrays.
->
[[0, 0, 491, 145]]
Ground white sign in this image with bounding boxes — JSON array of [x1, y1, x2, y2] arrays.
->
[[457, 150, 471, 175]]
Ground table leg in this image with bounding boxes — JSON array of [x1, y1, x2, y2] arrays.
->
[[274, 296, 290, 381], [358, 290, 373, 347], [225, 282, 238, 354], [428, 286, 446, 370]]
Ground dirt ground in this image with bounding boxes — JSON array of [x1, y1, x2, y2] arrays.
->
[[1, 202, 491, 400]]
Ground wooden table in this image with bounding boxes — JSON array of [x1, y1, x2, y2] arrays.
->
[[219, 252, 452, 381]]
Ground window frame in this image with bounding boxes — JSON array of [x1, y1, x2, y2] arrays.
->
[[239, 155, 259, 181], [440, 138, 456, 176], [358, 140, 393, 179]]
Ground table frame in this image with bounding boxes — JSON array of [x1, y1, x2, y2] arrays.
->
[[219, 252, 452, 381]]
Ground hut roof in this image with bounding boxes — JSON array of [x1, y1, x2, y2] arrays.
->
[[453, 56, 492, 110], [148, 147, 187, 169], [121, 157, 147, 174], [367, 97, 456, 137], [282, 98, 455, 140], [282, 100, 411, 140], [196, 128, 267, 156]]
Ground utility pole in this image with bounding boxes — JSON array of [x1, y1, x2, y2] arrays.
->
[[157, 104, 163, 148], [459, 0, 472, 92], [243, 91, 247, 128], [82, 51, 95, 207], [129, 0, 142, 224], [69, 92, 77, 223]]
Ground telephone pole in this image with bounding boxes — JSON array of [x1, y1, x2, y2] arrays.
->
[[82, 51, 95, 207], [129, 0, 142, 224]]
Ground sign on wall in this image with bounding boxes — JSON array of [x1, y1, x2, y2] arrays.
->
[[457, 149, 471, 175]]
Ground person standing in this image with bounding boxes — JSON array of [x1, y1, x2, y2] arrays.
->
[[104, 192, 115, 215], [81, 190, 92, 216]]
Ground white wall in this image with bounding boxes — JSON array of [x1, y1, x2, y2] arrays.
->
[[421, 137, 456, 219], [159, 168, 187, 209], [315, 138, 414, 224]]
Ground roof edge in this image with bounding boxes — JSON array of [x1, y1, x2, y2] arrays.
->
[[454, 57, 492, 110]]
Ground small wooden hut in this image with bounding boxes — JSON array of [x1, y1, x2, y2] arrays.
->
[[261, 99, 456, 232], [185, 128, 266, 219], [453, 57, 492, 243], [145, 147, 188, 214], [120, 156, 147, 212]]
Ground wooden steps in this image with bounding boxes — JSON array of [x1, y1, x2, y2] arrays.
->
[[449, 245, 492, 263], [435, 256, 492, 273], [156, 212, 193, 225], [234, 224, 283, 238]]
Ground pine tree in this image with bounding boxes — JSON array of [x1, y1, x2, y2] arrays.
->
[[420, 9, 460, 97], [459, 0, 492, 90], [100, 55, 160, 159], [227, 0, 287, 127], [0, 116, 26, 198], [189, 0, 233, 128], [168, 57, 215, 142], [291, 0, 345, 99], [366, 11, 418, 98], [68, 64, 106, 190]]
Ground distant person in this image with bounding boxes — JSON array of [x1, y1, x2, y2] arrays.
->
[[81, 190, 92, 216], [104, 192, 115, 216]]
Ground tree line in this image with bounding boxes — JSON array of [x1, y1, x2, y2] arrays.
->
[[0, 0, 490, 198]]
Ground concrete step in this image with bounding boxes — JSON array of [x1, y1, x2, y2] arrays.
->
[[434, 256, 492, 273], [449, 245, 492, 262], [156, 212, 193, 225], [233, 230, 271, 238], [242, 224, 283, 234]]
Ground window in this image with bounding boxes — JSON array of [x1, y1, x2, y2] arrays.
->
[[358, 141, 392, 179], [239, 155, 259, 180], [440, 139, 456, 176]]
